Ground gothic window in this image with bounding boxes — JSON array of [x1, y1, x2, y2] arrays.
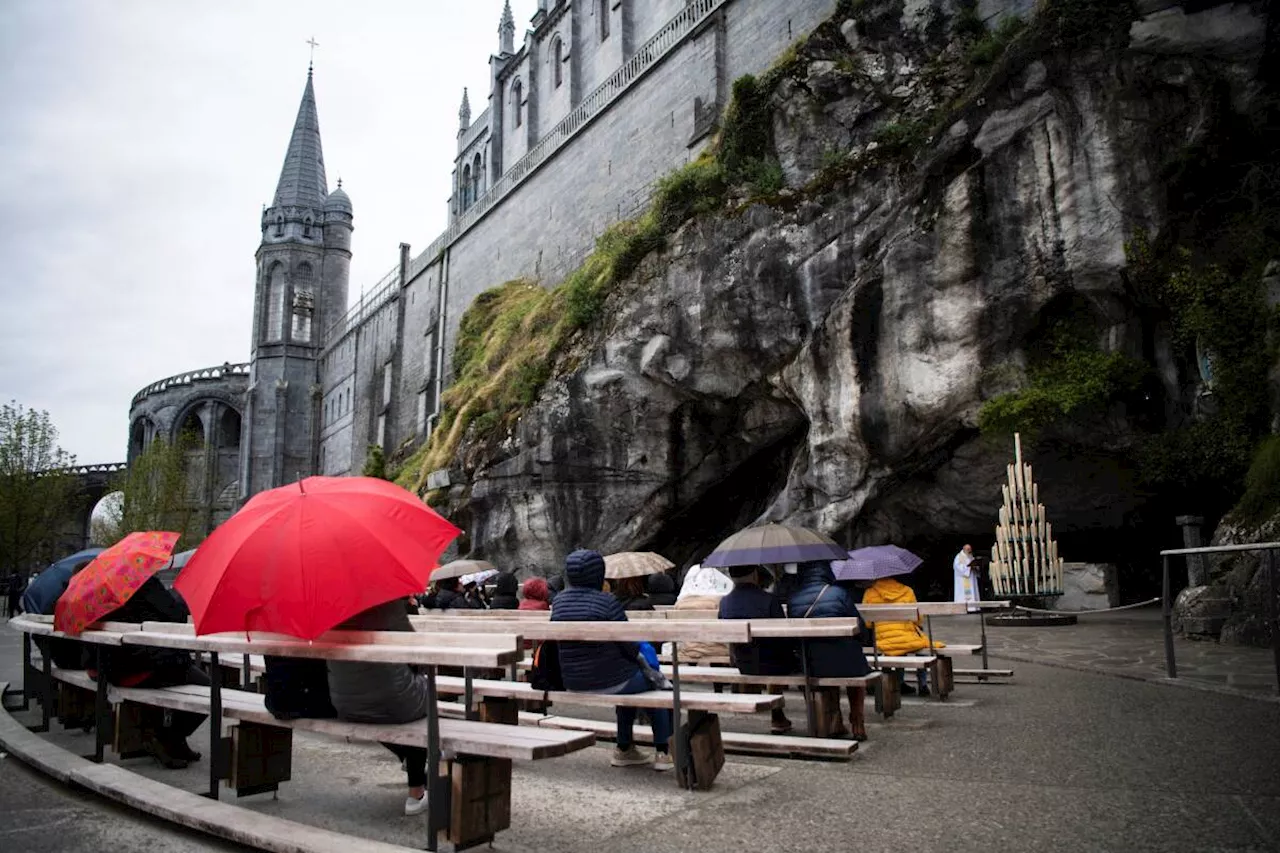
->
[[376, 415, 387, 448], [553, 38, 564, 88], [416, 391, 428, 435], [599, 0, 609, 40], [472, 153, 483, 201], [274, 215, 284, 237], [265, 263, 285, 342], [383, 362, 393, 406], [461, 164, 473, 211], [303, 216, 312, 238], [291, 264, 315, 343], [512, 79, 523, 128]]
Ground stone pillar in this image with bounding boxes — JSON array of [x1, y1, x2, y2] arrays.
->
[[1176, 515, 1207, 586]]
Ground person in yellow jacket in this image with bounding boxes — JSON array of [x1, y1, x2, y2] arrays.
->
[[860, 576, 944, 695]]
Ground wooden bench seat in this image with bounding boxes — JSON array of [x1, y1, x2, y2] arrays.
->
[[433, 674, 781, 713]]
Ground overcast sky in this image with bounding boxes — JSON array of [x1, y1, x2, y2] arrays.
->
[[0, 0, 532, 464]]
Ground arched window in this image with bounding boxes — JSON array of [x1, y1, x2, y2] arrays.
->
[[274, 215, 284, 237], [512, 79, 523, 128], [292, 264, 314, 343], [303, 216, 312, 238], [265, 263, 285, 342], [599, 0, 609, 40], [553, 38, 564, 88], [472, 153, 483, 202], [461, 164, 472, 210]]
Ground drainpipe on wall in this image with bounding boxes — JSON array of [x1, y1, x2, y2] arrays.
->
[[427, 248, 450, 440]]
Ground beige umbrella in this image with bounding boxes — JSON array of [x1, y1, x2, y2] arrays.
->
[[604, 551, 675, 579], [430, 559, 496, 581]]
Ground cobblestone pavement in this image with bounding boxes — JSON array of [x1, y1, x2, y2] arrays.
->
[[934, 606, 1279, 701]]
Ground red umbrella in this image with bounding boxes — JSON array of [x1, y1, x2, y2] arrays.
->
[[54, 531, 181, 635], [175, 476, 461, 639]]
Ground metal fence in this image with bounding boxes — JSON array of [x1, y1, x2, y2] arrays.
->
[[1159, 542, 1280, 695]]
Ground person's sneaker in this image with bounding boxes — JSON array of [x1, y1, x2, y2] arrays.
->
[[652, 752, 675, 772], [610, 746, 653, 767], [900, 683, 918, 696], [170, 738, 202, 763], [404, 794, 428, 816], [770, 718, 794, 735]]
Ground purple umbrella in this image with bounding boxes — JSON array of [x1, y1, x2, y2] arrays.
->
[[702, 524, 849, 568], [831, 545, 923, 581]]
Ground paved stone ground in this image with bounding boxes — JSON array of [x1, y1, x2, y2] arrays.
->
[[3, 615, 1279, 853], [951, 607, 1280, 701]]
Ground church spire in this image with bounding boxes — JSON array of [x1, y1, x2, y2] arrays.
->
[[459, 87, 472, 132], [272, 69, 328, 210], [499, 0, 516, 54]]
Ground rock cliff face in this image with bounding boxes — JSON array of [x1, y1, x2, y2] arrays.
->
[[433, 1, 1275, 598]]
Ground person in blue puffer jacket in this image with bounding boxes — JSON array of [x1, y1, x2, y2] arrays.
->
[[551, 549, 674, 771], [786, 560, 872, 740]]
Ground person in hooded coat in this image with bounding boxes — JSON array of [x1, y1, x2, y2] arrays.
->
[[519, 577, 551, 611], [327, 597, 434, 816], [489, 572, 520, 610], [860, 575, 944, 695], [426, 577, 479, 610], [671, 565, 733, 662], [787, 560, 871, 740], [551, 549, 673, 771], [645, 573, 677, 606]]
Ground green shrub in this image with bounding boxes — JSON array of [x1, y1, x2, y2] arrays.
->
[[966, 16, 1026, 65], [1234, 436, 1280, 525]]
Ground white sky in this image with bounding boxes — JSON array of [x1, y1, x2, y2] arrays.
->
[[0, 0, 534, 464]]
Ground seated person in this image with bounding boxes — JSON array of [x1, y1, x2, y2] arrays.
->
[[552, 549, 674, 771], [718, 566, 798, 734], [518, 577, 551, 611], [613, 576, 653, 612], [646, 572, 677, 606], [670, 565, 733, 662], [787, 561, 872, 741], [327, 597, 434, 816], [488, 572, 520, 610], [22, 554, 98, 669], [90, 575, 210, 768], [859, 575, 944, 695], [424, 577, 479, 610]]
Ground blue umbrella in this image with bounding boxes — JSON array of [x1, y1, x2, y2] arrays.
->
[[21, 546, 105, 615], [831, 545, 923, 581]]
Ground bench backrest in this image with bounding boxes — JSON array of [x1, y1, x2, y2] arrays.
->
[[410, 615, 749, 643], [855, 605, 922, 622]]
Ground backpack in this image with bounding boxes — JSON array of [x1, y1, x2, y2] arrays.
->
[[263, 656, 337, 720], [529, 639, 564, 691]]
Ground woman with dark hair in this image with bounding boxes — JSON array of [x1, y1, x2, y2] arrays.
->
[[613, 576, 653, 611], [489, 573, 520, 609]]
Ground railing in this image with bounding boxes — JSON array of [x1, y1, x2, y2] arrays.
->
[[324, 263, 400, 343], [458, 106, 492, 153], [1160, 543, 1280, 695], [131, 363, 250, 406], [399, 0, 730, 288], [35, 462, 127, 480]]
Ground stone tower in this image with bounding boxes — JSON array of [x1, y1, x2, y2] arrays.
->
[[240, 67, 352, 499]]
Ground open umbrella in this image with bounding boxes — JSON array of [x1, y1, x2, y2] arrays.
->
[[701, 524, 848, 568], [604, 551, 674, 579], [460, 569, 499, 587], [53, 532, 180, 635], [175, 476, 461, 639], [432, 559, 496, 581], [831, 545, 923, 581]]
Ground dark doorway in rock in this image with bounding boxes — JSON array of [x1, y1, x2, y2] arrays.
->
[[640, 421, 808, 572]]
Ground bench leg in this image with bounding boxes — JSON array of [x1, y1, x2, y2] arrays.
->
[[114, 701, 152, 759], [675, 711, 725, 791], [811, 688, 843, 738], [443, 755, 512, 849], [93, 651, 109, 762], [878, 672, 900, 718], [21, 633, 36, 712], [936, 656, 955, 699], [479, 697, 518, 726], [229, 722, 291, 797], [36, 646, 53, 733], [57, 682, 97, 731]]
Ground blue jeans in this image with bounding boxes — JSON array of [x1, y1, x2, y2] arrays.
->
[[614, 670, 672, 751]]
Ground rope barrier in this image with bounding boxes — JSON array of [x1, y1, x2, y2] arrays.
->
[[1012, 597, 1161, 616]]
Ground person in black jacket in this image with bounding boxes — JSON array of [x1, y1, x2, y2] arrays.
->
[[718, 566, 797, 733], [645, 573, 677, 606], [89, 575, 211, 768], [787, 560, 871, 740], [425, 578, 478, 610], [488, 573, 520, 610], [551, 549, 673, 771]]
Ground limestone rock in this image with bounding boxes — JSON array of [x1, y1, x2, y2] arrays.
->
[[1054, 563, 1117, 612]]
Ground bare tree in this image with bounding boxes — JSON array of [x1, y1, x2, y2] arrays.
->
[[0, 401, 77, 575]]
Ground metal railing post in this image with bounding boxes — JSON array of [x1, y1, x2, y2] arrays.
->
[[1267, 549, 1280, 697], [1162, 555, 1177, 679]]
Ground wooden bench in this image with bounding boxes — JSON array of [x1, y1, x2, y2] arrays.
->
[[12, 615, 586, 851]]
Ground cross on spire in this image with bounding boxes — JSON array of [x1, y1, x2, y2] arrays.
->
[[306, 37, 319, 72]]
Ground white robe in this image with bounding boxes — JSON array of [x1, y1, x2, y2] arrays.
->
[[953, 551, 978, 611]]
